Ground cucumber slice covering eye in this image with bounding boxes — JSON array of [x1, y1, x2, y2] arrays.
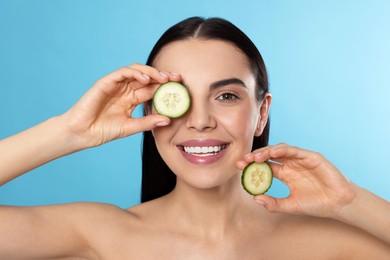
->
[[153, 82, 190, 118], [241, 162, 273, 195]]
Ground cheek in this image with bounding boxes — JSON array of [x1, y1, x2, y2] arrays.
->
[[152, 126, 171, 145], [152, 128, 172, 164], [217, 106, 258, 140], [152, 119, 181, 150]]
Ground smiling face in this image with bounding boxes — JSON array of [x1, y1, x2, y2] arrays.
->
[[151, 39, 270, 190]]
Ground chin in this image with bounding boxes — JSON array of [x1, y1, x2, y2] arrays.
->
[[175, 168, 240, 191]]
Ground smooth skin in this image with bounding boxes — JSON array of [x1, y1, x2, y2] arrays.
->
[[0, 39, 389, 259]]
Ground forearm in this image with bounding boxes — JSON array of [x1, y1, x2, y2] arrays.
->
[[0, 116, 82, 185], [336, 184, 390, 245]]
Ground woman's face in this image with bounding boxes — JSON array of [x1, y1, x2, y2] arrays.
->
[[151, 39, 270, 190]]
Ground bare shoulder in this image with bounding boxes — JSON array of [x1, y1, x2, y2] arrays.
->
[[40, 201, 142, 240], [0, 201, 140, 259], [270, 213, 390, 259], [62, 202, 147, 258], [67, 201, 142, 232], [70, 199, 176, 258], [37, 201, 139, 227]]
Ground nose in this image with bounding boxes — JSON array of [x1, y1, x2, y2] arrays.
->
[[185, 100, 217, 132]]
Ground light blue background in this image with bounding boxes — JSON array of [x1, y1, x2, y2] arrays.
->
[[1, 0, 389, 208]]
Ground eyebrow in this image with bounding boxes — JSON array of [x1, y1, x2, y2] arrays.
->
[[209, 78, 247, 91]]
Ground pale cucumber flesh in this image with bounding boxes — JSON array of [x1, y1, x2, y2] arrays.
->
[[153, 82, 190, 118]]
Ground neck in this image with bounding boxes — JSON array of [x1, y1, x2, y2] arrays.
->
[[165, 173, 260, 239]]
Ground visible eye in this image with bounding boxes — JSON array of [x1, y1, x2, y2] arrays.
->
[[217, 92, 240, 102]]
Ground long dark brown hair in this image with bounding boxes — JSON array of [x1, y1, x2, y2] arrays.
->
[[141, 17, 270, 203]]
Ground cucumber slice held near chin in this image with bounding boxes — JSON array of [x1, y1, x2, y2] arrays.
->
[[241, 162, 273, 195], [153, 82, 190, 118]]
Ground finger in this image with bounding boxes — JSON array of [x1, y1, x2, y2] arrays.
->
[[236, 143, 290, 170], [266, 160, 284, 180], [104, 66, 149, 84], [270, 146, 325, 170], [235, 156, 284, 171], [102, 66, 166, 95], [236, 160, 248, 170], [91, 67, 151, 98], [245, 144, 309, 167], [131, 64, 183, 85], [125, 83, 160, 106], [130, 63, 170, 83], [248, 143, 290, 160], [269, 145, 305, 159], [168, 72, 182, 82], [253, 194, 293, 214], [145, 70, 182, 89], [125, 115, 170, 135], [252, 143, 290, 163]]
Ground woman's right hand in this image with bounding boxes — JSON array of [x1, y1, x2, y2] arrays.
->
[[62, 64, 179, 149], [0, 64, 177, 184]]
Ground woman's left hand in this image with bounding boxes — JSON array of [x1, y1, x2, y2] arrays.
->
[[236, 143, 357, 219]]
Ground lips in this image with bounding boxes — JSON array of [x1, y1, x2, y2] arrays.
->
[[177, 139, 230, 165]]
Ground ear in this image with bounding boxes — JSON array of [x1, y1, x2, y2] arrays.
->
[[255, 93, 272, 137]]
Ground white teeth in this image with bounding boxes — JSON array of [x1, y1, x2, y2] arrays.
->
[[183, 145, 226, 154]]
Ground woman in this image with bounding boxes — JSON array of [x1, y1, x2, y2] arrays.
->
[[0, 17, 389, 259]]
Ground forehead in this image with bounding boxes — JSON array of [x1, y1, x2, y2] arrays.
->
[[153, 39, 253, 81]]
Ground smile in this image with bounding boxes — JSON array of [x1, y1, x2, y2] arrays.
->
[[182, 144, 228, 156], [177, 140, 230, 165]]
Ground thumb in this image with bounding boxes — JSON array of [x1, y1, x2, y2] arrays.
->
[[253, 194, 290, 213], [126, 115, 170, 134]]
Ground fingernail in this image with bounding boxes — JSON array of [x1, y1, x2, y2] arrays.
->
[[143, 73, 150, 80], [254, 153, 264, 160], [244, 153, 253, 160], [159, 72, 168, 78], [170, 72, 179, 76], [156, 121, 169, 127], [254, 199, 266, 206]]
